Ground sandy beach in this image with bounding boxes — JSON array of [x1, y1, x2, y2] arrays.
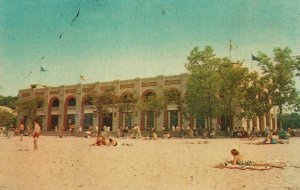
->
[[0, 136, 300, 190]]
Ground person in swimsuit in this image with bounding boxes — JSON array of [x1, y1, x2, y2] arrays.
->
[[89, 135, 118, 147], [32, 120, 41, 151], [89, 135, 106, 146], [229, 149, 285, 168], [19, 122, 25, 141]]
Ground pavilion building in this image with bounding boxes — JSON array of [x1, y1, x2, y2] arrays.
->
[[17, 73, 277, 132]]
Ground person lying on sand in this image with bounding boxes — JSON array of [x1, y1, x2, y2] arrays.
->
[[186, 140, 208, 144], [90, 136, 119, 147], [89, 135, 107, 146], [226, 149, 286, 168], [108, 137, 118, 146]]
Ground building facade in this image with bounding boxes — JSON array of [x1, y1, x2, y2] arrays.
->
[[17, 73, 277, 132]]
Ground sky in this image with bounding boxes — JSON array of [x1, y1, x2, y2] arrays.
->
[[0, 0, 300, 96]]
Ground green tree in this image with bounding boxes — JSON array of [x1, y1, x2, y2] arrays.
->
[[281, 113, 300, 129], [0, 95, 18, 109], [117, 91, 139, 114], [239, 71, 271, 130], [17, 96, 44, 129], [218, 59, 249, 129], [257, 47, 300, 129], [117, 91, 139, 127], [185, 46, 222, 131], [138, 93, 163, 130], [89, 86, 117, 135], [0, 109, 16, 129], [163, 88, 182, 106]]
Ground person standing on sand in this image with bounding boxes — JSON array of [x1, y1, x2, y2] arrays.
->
[[32, 120, 41, 151], [19, 122, 25, 141]]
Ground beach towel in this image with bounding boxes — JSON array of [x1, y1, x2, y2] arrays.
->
[[213, 163, 272, 171]]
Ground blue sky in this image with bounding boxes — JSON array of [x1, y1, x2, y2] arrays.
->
[[0, 0, 299, 96]]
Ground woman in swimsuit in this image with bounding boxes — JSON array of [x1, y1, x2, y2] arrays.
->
[[229, 149, 285, 168]]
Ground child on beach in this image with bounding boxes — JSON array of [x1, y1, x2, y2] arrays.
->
[[19, 122, 25, 141]]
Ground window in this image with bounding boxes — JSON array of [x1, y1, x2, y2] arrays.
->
[[52, 99, 59, 107], [68, 98, 76, 106]]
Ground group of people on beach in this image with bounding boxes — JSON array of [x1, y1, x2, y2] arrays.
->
[[16, 120, 41, 151], [89, 135, 118, 147], [256, 131, 289, 145], [9, 121, 291, 172]]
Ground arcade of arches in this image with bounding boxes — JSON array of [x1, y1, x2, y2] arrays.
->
[[17, 74, 277, 132]]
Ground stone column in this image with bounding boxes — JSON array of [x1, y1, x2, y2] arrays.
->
[[134, 78, 142, 129], [75, 84, 82, 131], [58, 86, 65, 131]]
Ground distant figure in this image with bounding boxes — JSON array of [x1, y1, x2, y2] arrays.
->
[[85, 126, 92, 138], [108, 137, 118, 146], [95, 125, 99, 136], [172, 125, 175, 132], [117, 126, 124, 138], [163, 132, 171, 139], [32, 120, 41, 151], [89, 135, 106, 146], [89, 135, 118, 147], [134, 124, 141, 138], [19, 122, 25, 141], [152, 132, 158, 140], [265, 126, 271, 137]]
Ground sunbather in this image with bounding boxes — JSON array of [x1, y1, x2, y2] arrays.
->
[[227, 149, 286, 168]]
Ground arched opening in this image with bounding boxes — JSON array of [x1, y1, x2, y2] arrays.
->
[[140, 90, 157, 131], [64, 96, 76, 131], [163, 88, 182, 129], [68, 97, 76, 106], [81, 95, 94, 130], [47, 97, 59, 131], [52, 99, 59, 107], [119, 92, 135, 128]]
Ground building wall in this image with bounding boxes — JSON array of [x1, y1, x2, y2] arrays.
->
[[17, 74, 190, 132], [17, 73, 277, 132]]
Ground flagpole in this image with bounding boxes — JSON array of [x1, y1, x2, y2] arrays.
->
[[229, 40, 232, 60], [251, 52, 253, 70], [39, 69, 41, 84]]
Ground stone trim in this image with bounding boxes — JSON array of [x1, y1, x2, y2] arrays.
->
[[141, 82, 157, 87], [22, 93, 31, 97], [120, 83, 134, 89], [164, 80, 181, 85]]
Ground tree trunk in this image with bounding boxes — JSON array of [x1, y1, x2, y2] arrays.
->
[[154, 112, 157, 131], [278, 106, 282, 130], [246, 119, 250, 131], [207, 113, 212, 132], [230, 115, 234, 130], [98, 112, 104, 136], [209, 115, 213, 132]]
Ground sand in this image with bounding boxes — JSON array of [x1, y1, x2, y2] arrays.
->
[[0, 136, 300, 190]]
